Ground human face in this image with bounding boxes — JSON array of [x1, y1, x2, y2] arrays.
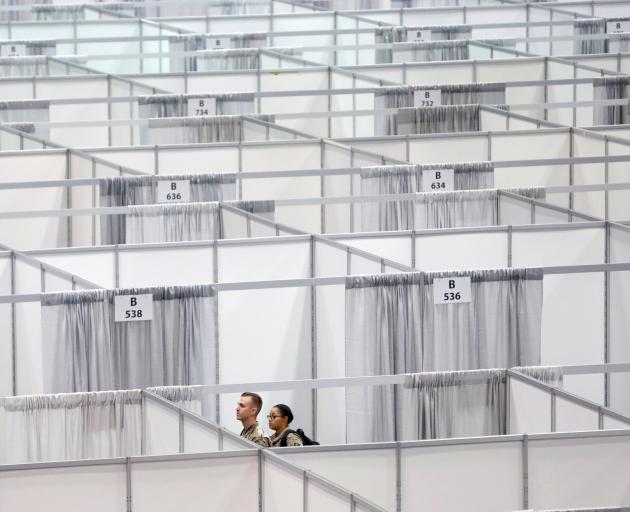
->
[[236, 396, 257, 422], [267, 406, 287, 432]]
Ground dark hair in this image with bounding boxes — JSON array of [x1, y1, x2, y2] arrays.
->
[[241, 392, 263, 415], [273, 403, 294, 423]]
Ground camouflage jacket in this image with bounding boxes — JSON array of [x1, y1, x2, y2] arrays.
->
[[240, 421, 269, 447]]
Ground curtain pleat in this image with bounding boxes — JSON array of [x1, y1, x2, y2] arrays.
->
[[593, 77, 630, 125], [0, 390, 142, 464], [345, 268, 544, 442], [41, 285, 217, 410]]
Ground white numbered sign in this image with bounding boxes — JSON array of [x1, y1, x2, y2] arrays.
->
[[114, 294, 154, 322], [210, 37, 231, 49], [607, 21, 630, 34], [433, 277, 472, 305], [407, 29, 430, 42], [187, 97, 216, 117], [157, 180, 191, 203], [0, 43, 26, 57], [414, 89, 442, 108], [422, 168, 454, 192]]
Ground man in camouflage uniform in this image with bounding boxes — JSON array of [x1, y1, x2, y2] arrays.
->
[[236, 392, 269, 447]]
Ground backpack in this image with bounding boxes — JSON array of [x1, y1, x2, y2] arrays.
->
[[279, 428, 319, 447]]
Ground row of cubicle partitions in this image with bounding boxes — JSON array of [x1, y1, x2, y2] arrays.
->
[[1, 1, 630, 510]]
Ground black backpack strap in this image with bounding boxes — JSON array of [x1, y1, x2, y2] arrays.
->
[[278, 429, 297, 447]]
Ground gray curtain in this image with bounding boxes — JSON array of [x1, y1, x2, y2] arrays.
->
[[99, 174, 237, 244], [609, 33, 630, 54], [32, 5, 84, 20], [140, 114, 274, 145], [396, 104, 480, 135], [0, 390, 142, 464], [149, 385, 214, 419], [375, 25, 472, 63], [593, 77, 630, 125], [196, 49, 260, 71], [345, 268, 544, 442], [0, 56, 49, 77], [138, 94, 256, 118], [169, 34, 268, 73], [513, 366, 564, 387], [401, 369, 506, 441], [41, 285, 217, 398], [392, 40, 469, 63], [574, 19, 606, 55], [375, 85, 505, 135], [0, 99, 49, 139]]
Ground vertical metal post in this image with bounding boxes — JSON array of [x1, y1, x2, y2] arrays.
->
[[543, 58, 549, 122], [114, 245, 120, 288], [572, 63, 577, 127], [107, 75, 113, 147], [411, 230, 416, 268], [213, 241, 221, 424], [91, 158, 97, 246], [320, 140, 326, 234], [66, 149, 73, 247], [303, 471, 309, 512], [310, 236, 318, 439], [395, 442, 402, 512], [605, 221, 611, 407], [521, 435, 529, 509], [10, 252, 16, 396], [550, 388, 556, 432], [40, 264, 45, 293], [507, 225, 513, 268], [327, 68, 332, 139], [604, 136, 609, 221], [126, 457, 133, 512], [258, 450, 264, 512], [178, 410, 185, 453]]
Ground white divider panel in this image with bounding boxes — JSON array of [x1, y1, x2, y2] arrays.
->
[[528, 434, 630, 509], [604, 415, 630, 430], [222, 209, 248, 239], [401, 441, 523, 512], [119, 246, 215, 288], [414, 231, 507, 271], [314, 240, 347, 278], [349, 253, 382, 274], [555, 396, 600, 433], [608, 138, 630, 221], [132, 455, 259, 512], [283, 448, 397, 511], [36, 250, 116, 288], [572, 131, 606, 219], [144, 399, 180, 456], [561, 374, 605, 405], [0, 253, 12, 396], [219, 241, 311, 282], [182, 417, 220, 454], [0, 464, 127, 512], [43, 270, 74, 293], [337, 235, 412, 267], [512, 227, 605, 267], [509, 378, 551, 434], [263, 458, 304, 512], [307, 478, 351, 512], [540, 273, 605, 373], [408, 134, 489, 164]]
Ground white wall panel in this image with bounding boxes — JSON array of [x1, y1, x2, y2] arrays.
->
[[338, 235, 411, 267], [182, 418, 220, 453], [144, 400, 180, 456], [263, 459, 304, 512], [37, 251, 115, 288], [0, 465, 126, 512], [555, 397, 599, 433], [528, 435, 630, 509], [512, 227, 604, 267], [401, 442, 523, 512], [283, 448, 397, 511], [509, 378, 551, 434], [132, 456, 259, 512]]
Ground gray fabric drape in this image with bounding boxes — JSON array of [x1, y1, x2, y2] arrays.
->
[[593, 77, 630, 125], [376, 26, 472, 63], [359, 184, 538, 232], [392, 40, 469, 63], [401, 369, 507, 440], [101, 199, 275, 245], [41, 285, 217, 400], [32, 5, 84, 20], [0, 390, 142, 464], [0, 56, 49, 77], [513, 366, 564, 387], [609, 33, 630, 54], [0, 99, 49, 139], [168, 34, 268, 72], [375, 85, 505, 135], [138, 94, 256, 118], [140, 114, 274, 145], [99, 174, 237, 244], [149, 385, 215, 419], [196, 49, 260, 71], [345, 269, 544, 442], [396, 104, 481, 135], [574, 19, 606, 55]]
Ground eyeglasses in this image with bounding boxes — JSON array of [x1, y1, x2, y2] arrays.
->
[[266, 414, 284, 420]]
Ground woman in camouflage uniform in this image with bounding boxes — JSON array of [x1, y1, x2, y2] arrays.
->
[[266, 404, 303, 447]]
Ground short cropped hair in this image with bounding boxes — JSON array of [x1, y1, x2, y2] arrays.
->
[[241, 392, 263, 415]]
